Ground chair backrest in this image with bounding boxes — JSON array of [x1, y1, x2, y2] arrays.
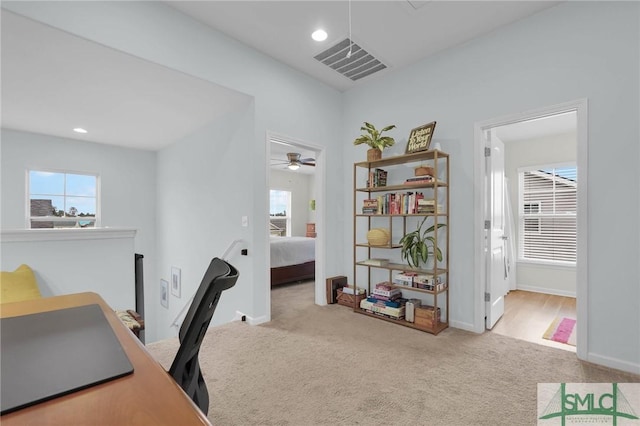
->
[[169, 257, 239, 415]]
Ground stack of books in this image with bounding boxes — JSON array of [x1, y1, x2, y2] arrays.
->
[[417, 198, 443, 214], [404, 175, 434, 185], [360, 282, 406, 319], [366, 168, 387, 188], [362, 198, 379, 214], [394, 273, 446, 291], [414, 274, 447, 291], [393, 272, 418, 287]]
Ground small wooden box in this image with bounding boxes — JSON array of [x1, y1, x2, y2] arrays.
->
[[415, 316, 439, 330], [336, 289, 366, 308], [414, 306, 440, 330], [415, 306, 441, 321]]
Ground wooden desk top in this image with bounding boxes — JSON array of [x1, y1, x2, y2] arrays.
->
[[0, 292, 211, 426]]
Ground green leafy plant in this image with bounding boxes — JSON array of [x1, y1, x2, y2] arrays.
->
[[353, 122, 396, 152], [399, 217, 446, 268]]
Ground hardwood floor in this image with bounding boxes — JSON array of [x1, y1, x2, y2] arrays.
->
[[490, 290, 577, 352]]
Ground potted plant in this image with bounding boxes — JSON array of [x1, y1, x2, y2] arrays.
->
[[353, 122, 396, 161], [399, 216, 446, 269]]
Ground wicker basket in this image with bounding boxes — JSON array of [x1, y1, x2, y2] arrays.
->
[[367, 228, 390, 246], [415, 166, 434, 177]]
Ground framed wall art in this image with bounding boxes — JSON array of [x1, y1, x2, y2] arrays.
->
[[405, 121, 436, 154]]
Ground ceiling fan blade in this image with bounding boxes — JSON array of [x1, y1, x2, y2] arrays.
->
[[300, 161, 315, 167]]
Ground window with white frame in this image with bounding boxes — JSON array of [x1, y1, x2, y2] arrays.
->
[[28, 170, 99, 229], [269, 189, 291, 236], [518, 164, 577, 264]]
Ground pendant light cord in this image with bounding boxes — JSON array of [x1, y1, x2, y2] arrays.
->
[[347, 0, 352, 58]]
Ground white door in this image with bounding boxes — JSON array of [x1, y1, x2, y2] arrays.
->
[[485, 130, 508, 329]]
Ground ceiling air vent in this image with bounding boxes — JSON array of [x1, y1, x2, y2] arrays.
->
[[314, 38, 387, 81]]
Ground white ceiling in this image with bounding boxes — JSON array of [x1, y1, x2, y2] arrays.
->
[[0, 11, 249, 150], [168, 1, 561, 92], [1, 1, 563, 152]]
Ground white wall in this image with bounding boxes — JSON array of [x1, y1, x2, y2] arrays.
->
[[3, 1, 345, 341], [155, 103, 255, 336], [0, 129, 156, 329], [505, 132, 577, 296], [1, 229, 136, 310], [343, 2, 639, 372], [270, 169, 314, 237]]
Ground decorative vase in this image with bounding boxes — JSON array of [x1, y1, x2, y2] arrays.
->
[[367, 228, 390, 246], [367, 148, 382, 162]]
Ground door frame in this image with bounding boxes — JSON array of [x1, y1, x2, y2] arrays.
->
[[473, 99, 588, 360], [265, 131, 326, 320]]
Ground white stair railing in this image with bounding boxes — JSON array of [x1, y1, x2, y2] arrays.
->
[[170, 239, 243, 330]]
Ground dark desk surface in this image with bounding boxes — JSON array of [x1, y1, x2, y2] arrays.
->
[[0, 292, 211, 426]]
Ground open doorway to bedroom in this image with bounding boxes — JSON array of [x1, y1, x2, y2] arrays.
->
[[476, 99, 587, 356], [267, 133, 323, 321]]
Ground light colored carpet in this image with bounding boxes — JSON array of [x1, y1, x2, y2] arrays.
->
[[147, 281, 639, 425]]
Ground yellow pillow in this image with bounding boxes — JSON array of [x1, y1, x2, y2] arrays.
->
[[0, 264, 42, 304]]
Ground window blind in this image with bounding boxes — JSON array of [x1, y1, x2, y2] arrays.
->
[[519, 166, 577, 264]]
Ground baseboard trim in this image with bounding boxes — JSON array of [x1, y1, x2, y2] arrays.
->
[[586, 352, 640, 375], [516, 285, 576, 298], [450, 320, 479, 333], [234, 311, 269, 326]]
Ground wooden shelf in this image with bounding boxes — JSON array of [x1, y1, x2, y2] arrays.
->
[[354, 308, 449, 335], [353, 149, 450, 335], [354, 150, 449, 169]]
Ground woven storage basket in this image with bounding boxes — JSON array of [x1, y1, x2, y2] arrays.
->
[[415, 166, 434, 177], [367, 228, 390, 246]]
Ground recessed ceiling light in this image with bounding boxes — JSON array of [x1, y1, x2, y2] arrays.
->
[[73, 128, 88, 134], [311, 29, 328, 42]]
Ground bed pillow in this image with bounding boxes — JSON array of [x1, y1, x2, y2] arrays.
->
[[0, 264, 42, 304]]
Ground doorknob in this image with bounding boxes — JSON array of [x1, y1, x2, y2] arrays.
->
[[500, 235, 508, 240]]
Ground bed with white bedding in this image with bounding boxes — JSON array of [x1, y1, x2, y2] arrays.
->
[[270, 236, 315, 286]]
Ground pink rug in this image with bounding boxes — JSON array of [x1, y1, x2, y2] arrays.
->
[[543, 317, 576, 346]]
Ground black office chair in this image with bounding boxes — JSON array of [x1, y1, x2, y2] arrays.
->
[[169, 257, 239, 415]]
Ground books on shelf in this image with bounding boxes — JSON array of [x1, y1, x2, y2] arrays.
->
[[417, 198, 443, 214], [362, 198, 378, 214], [404, 175, 434, 185], [366, 168, 387, 188], [373, 282, 402, 298], [360, 299, 406, 320], [361, 191, 428, 215], [393, 273, 446, 291]]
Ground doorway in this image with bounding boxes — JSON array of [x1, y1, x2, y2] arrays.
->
[[266, 131, 325, 320], [474, 99, 588, 359]]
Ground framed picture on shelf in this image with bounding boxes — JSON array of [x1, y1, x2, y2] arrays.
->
[[405, 121, 436, 154]]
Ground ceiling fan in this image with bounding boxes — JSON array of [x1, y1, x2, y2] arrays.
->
[[272, 152, 316, 170]]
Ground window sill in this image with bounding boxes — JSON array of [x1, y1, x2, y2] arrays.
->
[[516, 259, 576, 271], [1, 228, 137, 243]]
